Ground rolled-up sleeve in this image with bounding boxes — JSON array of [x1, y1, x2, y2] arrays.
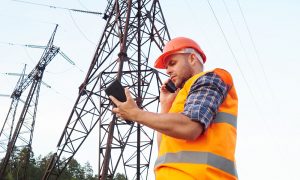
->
[[181, 72, 229, 130]]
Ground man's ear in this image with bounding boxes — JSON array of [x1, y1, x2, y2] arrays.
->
[[189, 54, 197, 65]]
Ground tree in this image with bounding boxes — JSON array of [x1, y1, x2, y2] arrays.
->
[[1, 148, 128, 179], [1, 148, 100, 179], [114, 173, 126, 180], [83, 162, 97, 180]]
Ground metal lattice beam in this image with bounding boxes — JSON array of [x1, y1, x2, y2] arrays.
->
[[43, 0, 170, 179]]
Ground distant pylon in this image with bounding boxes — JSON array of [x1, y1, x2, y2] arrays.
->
[[42, 0, 170, 179], [0, 25, 60, 179], [0, 65, 27, 157]]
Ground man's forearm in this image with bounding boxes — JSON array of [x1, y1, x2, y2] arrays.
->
[[133, 110, 203, 140]]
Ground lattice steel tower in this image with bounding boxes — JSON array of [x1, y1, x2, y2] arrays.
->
[[43, 0, 170, 179], [0, 25, 60, 179]]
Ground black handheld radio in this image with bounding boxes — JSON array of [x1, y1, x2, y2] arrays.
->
[[105, 80, 132, 124]]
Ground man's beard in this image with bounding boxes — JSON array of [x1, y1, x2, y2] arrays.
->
[[177, 77, 189, 88], [177, 70, 193, 88]]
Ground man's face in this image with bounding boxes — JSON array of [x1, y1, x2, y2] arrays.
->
[[165, 53, 194, 88]]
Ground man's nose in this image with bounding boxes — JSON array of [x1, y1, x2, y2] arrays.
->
[[166, 67, 172, 75]]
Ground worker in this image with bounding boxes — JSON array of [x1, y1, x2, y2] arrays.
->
[[109, 37, 238, 179]]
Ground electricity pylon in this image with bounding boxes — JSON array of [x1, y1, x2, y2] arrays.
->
[[0, 25, 60, 179], [0, 65, 27, 156], [43, 0, 170, 179]]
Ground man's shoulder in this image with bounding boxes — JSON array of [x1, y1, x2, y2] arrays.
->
[[191, 70, 229, 92]]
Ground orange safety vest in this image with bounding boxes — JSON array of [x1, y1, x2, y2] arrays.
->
[[155, 68, 238, 180]]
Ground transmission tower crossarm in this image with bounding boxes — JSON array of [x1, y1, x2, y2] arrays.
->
[[25, 44, 47, 49], [58, 50, 76, 65], [10, 25, 59, 96], [4, 73, 52, 88], [21, 44, 76, 66]]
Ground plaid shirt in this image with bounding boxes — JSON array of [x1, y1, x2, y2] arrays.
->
[[182, 72, 229, 130]]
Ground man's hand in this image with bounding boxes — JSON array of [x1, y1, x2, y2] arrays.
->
[[109, 88, 140, 121], [160, 80, 179, 113], [110, 87, 202, 140]]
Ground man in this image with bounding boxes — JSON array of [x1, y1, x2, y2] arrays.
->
[[110, 37, 238, 179]]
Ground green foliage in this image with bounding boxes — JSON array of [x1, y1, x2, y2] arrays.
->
[[1, 148, 99, 180], [114, 173, 126, 180], [1, 147, 126, 179]]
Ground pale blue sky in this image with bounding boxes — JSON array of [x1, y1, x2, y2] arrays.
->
[[1, 0, 300, 179]]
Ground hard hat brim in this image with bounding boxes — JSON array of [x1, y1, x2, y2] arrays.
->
[[154, 49, 181, 69]]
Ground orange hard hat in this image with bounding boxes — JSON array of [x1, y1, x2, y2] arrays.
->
[[154, 37, 206, 69]]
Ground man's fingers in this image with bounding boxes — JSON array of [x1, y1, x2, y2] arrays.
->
[[112, 107, 118, 113], [124, 87, 132, 100], [109, 95, 120, 106], [163, 79, 169, 84], [160, 84, 167, 91]]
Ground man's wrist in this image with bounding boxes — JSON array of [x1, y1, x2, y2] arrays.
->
[[160, 103, 172, 113], [132, 108, 143, 122]]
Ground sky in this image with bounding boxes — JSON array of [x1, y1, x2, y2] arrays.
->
[[0, 0, 300, 179]]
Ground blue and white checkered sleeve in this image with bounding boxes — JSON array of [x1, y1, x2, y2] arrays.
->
[[181, 72, 229, 130]]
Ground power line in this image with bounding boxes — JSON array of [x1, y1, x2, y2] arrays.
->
[[68, 11, 97, 46], [9, 0, 100, 47], [184, 0, 230, 71], [236, 0, 275, 100], [76, 0, 90, 11], [11, 0, 103, 16], [1, 71, 74, 103], [22, 46, 36, 64], [235, 0, 285, 144], [221, 0, 268, 99], [206, 0, 262, 114], [0, 12, 56, 25], [221, 0, 253, 71]]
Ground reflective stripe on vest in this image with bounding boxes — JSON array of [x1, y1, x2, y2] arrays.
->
[[214, 112, 237, 128], [155, 151, 238, 177]]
